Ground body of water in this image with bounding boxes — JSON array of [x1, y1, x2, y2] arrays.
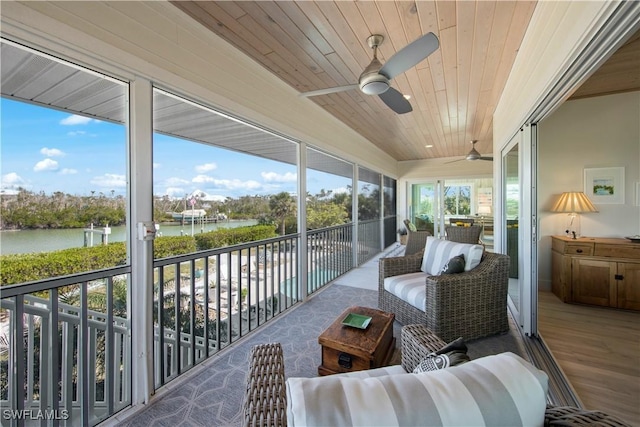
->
[[0, 220, 258, 255]]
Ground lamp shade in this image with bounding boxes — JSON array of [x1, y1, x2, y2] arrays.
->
[[477, 205, 492, 215], [551, 192, 598, 213]]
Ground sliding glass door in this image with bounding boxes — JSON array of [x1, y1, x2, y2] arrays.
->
[[503, 137, 521, 322], [501, 128, 538, 334], [409, 181, 439, 237], [409, 178, 494, 242]]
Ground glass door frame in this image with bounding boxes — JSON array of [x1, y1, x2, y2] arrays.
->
[[406, 179, 444, 238], [500, 127, 538, 336], [502, 134, 521, 325]]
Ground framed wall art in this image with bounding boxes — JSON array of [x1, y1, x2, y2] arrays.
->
[[584, 167, 625, 204]]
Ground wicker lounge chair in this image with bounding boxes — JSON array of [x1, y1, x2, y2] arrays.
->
[[379, 250, 510, 342], [243, 325, 631, 427]]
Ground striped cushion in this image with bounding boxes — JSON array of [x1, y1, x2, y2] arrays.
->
[[286, 352, 548, 427], [383, 272, 426, 311], [334, 365, 407, 378], [421, 237, 484, 275]]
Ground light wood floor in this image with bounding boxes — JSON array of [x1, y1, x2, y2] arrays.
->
[[538, 291, 640, 426]]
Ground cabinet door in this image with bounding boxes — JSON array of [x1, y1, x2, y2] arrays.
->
[[571, 258, 616, 307], [617, 262, 640, 310], [551, 250, 570, 302]]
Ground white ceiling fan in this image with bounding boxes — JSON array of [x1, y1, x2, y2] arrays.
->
[[298, 33, 439, 114], [446, 140, 493, 163]]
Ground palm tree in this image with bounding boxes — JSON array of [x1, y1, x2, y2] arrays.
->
[[269, 192, 295, 235]]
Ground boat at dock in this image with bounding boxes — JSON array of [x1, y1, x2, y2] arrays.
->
[[171, 209, 208, 221], [170, 210, 228, 222]]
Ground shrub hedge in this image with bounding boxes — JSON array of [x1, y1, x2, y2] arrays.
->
[[194, 225, 277, 249], [0, 225, 278, 286]]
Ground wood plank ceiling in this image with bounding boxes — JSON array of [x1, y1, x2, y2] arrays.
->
[[172, 1, 638, 162]]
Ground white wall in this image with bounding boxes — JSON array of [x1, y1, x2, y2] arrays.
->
[[537, 91, 640, 290], [494, 1, 621, 149]]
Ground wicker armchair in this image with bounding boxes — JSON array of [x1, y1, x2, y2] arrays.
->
[[243, 327, 632, 427], [403, 219, 431, 256], [445, 224, 483, 244], [378, 251, 510, 342]]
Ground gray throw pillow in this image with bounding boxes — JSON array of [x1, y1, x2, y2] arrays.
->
[[441, 253, 465, 274]]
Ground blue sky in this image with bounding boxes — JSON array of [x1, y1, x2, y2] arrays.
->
[[1, 98, 349, 200]]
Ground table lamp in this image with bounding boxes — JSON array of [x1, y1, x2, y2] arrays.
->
[[477, 205, 492, 216], [551, 192, 598, 239]]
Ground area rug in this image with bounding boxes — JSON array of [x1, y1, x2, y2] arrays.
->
[[119, 283, 526, 427]]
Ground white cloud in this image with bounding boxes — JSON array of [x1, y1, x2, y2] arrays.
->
[[60, 168, 78, 175], [59, 115, 99, 125], [153, 162, 161, 169], [40, 147, 65, 157], [90, 173, 126, 188], [34, 158, 59, 172], [190, 190, 227, 202], [1, 173, 28, 194], [195, 163, 217, 173], [166, 187, 186, 198], [262, 171, 297, 182], [66, 131, 86, 137], [2, 172, 25, 185], [207, 194, 227, 202], [192, 174, 215, 184], [332, 187, 350, 194], [192, 175, 262, 191], [165, 177, 190, 186]]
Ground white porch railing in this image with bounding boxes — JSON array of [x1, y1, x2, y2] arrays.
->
[[151, 225, 360, 388], [0, 267, 132, 427], [0, 220, 387, 426]]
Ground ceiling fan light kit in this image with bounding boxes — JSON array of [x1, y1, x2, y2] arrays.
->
[[299, 32, 439, 114], [359, 74, 389, 95]]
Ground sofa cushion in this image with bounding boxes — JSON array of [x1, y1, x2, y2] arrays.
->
[[421, 237, 483, 275], [383, 272, 426, 311], [334, 364, 407, 378], [286, 352, 548, 427]]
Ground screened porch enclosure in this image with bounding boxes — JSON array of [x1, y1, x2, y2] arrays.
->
[[0, 38, 398, 426]]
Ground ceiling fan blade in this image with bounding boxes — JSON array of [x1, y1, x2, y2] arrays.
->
[[479, 157, 493, 161], [379, 33, 439, 80], [298, 84, 359, 98], [378, 87, 412, 114], [444, 158, 466, 164]]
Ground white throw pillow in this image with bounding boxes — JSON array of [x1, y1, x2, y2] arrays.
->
[[421, 237, 483, 275]]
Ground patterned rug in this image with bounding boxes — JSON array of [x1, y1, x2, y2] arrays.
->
[[119, 282, 526, 427]]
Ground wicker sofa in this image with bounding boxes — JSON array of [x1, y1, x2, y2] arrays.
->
[[378, 249, 510, 342], [243, 324, 631, 427]]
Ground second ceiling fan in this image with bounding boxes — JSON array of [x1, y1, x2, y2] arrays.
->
[[446, 140, 493, 163], [298, 33, 439, 114]]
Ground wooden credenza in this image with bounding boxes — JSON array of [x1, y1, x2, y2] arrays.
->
[[551, 236, 640, 311]]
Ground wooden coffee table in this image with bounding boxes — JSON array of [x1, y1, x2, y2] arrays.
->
[[318, 306, 396, 376]]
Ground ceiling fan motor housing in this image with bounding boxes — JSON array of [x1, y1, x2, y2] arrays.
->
[[359, 72, 389, 95], [466, 141, 481, 160], [359, 35, 390, 95]]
